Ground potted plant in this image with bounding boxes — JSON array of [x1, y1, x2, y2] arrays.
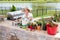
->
[[18, 23, 22, 28], [32, 22, 37, 31], [42, 21, 46, 31], [46, 21, 58, 35], [27, 22, 30, 28], [42, 18, 47, 31], [57, 14, 60, 22], [27, 22, 33, 31], [27, 22, 37, 31], [53, 13, 60, 22], [36, 21, 42, 31]]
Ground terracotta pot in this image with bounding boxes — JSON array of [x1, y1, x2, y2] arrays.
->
[[46, 24, 58, 35], [37, 26, 41, 31]]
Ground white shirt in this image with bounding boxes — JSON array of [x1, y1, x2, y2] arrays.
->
[[22, 13, 33, 25], [22, 13, 33, 21], [23, 13, 33, 18]]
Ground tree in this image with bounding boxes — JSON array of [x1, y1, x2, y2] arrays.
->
[[10, 5, 16, 12]]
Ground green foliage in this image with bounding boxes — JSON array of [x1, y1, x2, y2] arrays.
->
[[36, 20, 42, 26], [47, 21, 58, 27], [53, 12, 60, 22], [10, 5, 16, 12], [36, 21, 41, 24], [32, 5, 55, 18], [53, 13, 57, 22], [57, 13, 60, 22]]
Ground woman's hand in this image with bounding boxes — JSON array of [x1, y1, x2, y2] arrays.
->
[[29, 17, 33, 21], [25, 16, 32, 21], [26, 16, 29, 19]]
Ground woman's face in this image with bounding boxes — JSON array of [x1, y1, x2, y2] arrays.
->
[[25, 9, 29, 14]]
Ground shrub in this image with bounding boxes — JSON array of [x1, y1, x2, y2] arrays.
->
[[10, 5, 16, 12]]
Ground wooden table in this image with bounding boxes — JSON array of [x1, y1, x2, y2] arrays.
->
[[0, 20, 60, 40]]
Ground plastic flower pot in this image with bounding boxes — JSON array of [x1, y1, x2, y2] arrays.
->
[[32, 25, 36, 31], [37, 24, 41, 31], [29, 25, 36, 31], [29, 22, 37, 31], [46, 23, 58, 35], [30, 25, 33, 31], [27, 22, 33, 31], [27, 24, 30, 28], [36, 21, 42, 31], [42, 23, 46, 31]]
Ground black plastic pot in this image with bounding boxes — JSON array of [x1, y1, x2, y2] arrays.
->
[[42, 23, 46, 31]]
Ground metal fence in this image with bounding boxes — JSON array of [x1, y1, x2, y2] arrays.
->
[[32, 8, 58, 17], [0, 7, 24, 16], [0, 7, 58, 17], [0, 2, 59, 18], [0, 7, 10, 16]]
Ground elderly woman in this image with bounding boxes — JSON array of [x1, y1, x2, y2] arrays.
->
[[22, 8, 33, 28], [22, 8, 33, 22]]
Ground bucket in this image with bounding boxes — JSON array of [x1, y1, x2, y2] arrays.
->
[[46, 25, 58, 35]]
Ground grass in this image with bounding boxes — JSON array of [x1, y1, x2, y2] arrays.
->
[[0, 10, 10, 17]]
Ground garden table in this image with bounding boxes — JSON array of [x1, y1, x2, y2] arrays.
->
[[0, 20, 60, 40]]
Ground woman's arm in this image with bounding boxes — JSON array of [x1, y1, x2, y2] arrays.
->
[[29, 13, 33, 21]]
